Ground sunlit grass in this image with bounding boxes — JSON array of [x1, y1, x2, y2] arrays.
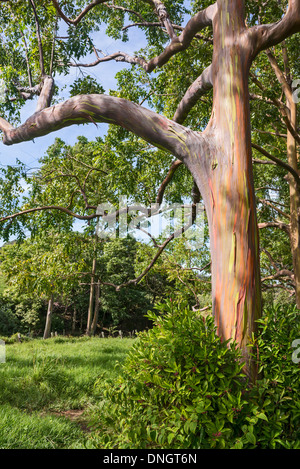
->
[[0, 336, 134, 448]]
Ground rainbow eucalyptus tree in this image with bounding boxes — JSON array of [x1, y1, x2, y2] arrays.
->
[[0, 0, 300, 379]]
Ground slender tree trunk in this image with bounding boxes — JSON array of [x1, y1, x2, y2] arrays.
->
[[287, 99, 300, 307], [86, 236, 97, 336], [186, 1, 261, 381], [72, 306, 77, 335], [91, 281, 100, 336], [43, 294, 54, 339]]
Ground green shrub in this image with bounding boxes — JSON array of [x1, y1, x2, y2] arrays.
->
[[245, 304, 300, 449], [90, 300, 300, 449], [0, 299, 20, 336]]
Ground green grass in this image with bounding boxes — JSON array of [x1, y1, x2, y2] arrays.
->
[[0, 336, 134, 449]]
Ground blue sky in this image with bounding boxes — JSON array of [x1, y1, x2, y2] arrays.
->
[[0, 23, 148, 171]]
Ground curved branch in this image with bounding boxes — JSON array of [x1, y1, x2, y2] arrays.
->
[[0, 94, 194, 161], [29, 0, 45, 76], [173, 64, 213, 124], [156, 159, 183, 205], [258, 221, 290, 234], [250, 0, 300, 57], [143, 2, 217, 73], [144, 0, 176, 39], [0, 205, 99, 223], [52, 0, 107, 26], [252, 142, 300, 190]]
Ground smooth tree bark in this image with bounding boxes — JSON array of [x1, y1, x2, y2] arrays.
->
[[86, 238, 98, 336], [91, 281, 101, 336], [43, 293, 54, 339], [1, 0, 300, 380], [287, 95, 300, 306]]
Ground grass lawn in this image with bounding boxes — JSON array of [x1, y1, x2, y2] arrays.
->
[[0, 336, 134, 449]]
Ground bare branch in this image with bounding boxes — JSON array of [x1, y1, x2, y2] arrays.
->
[[173, 65, 213, 124], [258, 221, 290, 234], [121, 21, 213, 43], [101, 212, 197, 291], [252, 142, 300, 189], [156, 159, 183, 205], [266, 49, 294, 104], [19, 28, 33, 88], [68, 50, 147, 69], [258, 198, 290, 220], [262, 269, 294, 283], [252, 129, 287, 139], [52, 0, 106, 26], [0, 205, 99, 223], [67, 154, 108, 174], [29, 0, 45, 76], [103, 2, 146, 22], [66, 3, 216, 73]]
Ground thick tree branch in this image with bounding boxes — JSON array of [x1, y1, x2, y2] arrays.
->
[[35, 76, 55, 112], [0, 94, 199, 162], [250, 0, 300, 57], [141, 2, 217, 73], [145, 0, 177, 39], [173, 65, 213, 124], [258, 221, 290, 234]]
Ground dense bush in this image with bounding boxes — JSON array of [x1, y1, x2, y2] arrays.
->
[[91, 301, 300, 449], [0, 298, 20, 336]]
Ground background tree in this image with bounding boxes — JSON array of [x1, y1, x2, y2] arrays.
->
[[248, 38, 300, 306]]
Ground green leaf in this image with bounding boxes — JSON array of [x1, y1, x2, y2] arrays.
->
[[245, 431, 256, 445], [256, 412, 268, 421]]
